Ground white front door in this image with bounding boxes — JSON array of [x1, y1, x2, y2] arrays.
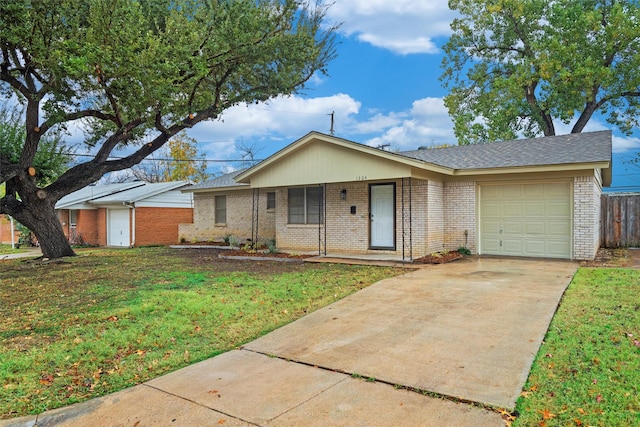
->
[[370, 184, 395, 248], [108, 209, 130, 247]]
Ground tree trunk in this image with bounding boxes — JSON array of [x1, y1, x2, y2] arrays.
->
[[10, 198, 76, 259]]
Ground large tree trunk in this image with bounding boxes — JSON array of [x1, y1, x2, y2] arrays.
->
[[7, 195, 76, 259], [29, 208, 77, 259]]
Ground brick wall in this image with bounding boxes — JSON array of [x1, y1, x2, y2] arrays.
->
[[179, 190, 275, 244], [443, 181, 477, 253], [276, 179, 437, 258], [573, 175, 600, 260], [426, 180, 444, 253], [96, 208, 107, 246], [0, 216, 20, 244], [57, 209, 100, 246], [136, 207, 193, 246], [74, 210, 99, 245]]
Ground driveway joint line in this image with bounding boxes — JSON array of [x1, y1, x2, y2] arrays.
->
[[239, 348, 509, 417], [141, 383, 260, 426]]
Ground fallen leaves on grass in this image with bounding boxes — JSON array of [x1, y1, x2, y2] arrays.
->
[[538, 409, 556, 420]]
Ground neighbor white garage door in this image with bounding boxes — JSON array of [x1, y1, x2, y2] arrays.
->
[[479, 182, 572, 259], [107, 209, 130, 247]]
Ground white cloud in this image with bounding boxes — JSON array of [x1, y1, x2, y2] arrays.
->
[[363, 97, 456, 150], [555, 120, 640, 153], [326, 0, 456, 55], [184, 93, 361, 163]]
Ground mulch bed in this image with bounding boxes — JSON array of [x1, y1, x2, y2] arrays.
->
[[224, 250, 315, 259], [413, 251, 464, 264]]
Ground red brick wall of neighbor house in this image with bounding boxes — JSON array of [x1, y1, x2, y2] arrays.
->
[[96, 208, 107, 246], [74, 210, 100, 245], [135, 207, 194, 246], [0, 216, 20, 244]]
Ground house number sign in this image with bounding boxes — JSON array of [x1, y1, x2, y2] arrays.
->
[[355, 176, 367, 181]]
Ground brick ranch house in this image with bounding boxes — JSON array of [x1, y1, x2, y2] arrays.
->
[[56, 181, 193, 247], [179, 131, 611, 261]]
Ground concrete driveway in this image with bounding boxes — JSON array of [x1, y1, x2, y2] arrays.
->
[[2, 257, 577, 426]]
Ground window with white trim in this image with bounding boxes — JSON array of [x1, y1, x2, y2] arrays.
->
[[288, 187, 323, 224]]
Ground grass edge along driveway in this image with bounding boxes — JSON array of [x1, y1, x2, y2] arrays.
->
[[0, 247, 405, 419], [513, 267, 640, 427]]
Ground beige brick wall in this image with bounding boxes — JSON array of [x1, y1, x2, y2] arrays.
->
[[179, 190, 275, 243], [573, 175, 601, 260], [443, 181, 477, 253], [276, 179, 437, 258], [426, 180, 444, 253]]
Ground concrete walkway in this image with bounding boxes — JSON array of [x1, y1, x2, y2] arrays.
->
[[1, 257, 577, 426]]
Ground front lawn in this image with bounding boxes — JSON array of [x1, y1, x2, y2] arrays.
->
[[0, 247, 405, 419], [514, 268, 640, 426]]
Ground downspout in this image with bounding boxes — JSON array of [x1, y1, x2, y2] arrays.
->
[[124, 202, 135, 247]]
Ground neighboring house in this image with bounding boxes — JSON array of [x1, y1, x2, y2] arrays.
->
[[0, 216, 19, 245], [180, 131, 612, 261], [56, 181, 193, 247]]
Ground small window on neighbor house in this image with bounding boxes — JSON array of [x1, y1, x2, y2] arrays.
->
[[267, 192, 276, 210], [288, 187, 323, 224], [69, 210, 78, 228], [215, 195, 226, 224]]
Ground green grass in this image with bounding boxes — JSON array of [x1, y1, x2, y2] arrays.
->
[[0, 244, 23, 255], [514, 268, 640, 426], [0, 247, 404, 419]]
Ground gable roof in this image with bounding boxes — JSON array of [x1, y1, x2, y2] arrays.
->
[[56, 182, 145, 209], [55, 181, 191, 209], [182, 169, 249, 192], [91, 181, 191, 203], [399, 131, 612, 170], [234, 132, 445, 185]]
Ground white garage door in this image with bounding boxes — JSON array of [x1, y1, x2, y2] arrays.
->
[[480, 182, 572, 258], [107, 209, 130, 247]]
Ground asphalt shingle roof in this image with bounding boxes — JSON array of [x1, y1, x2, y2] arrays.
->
[[185, 169, 248, 191], [398, 131, 612, 170]]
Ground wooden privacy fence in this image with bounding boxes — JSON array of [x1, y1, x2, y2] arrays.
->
[[601, 193, 640, 248]]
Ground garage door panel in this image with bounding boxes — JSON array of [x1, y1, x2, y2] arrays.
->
[[545, 183, 571, 197], [525, 202, 546, 217], [481, 238, 502, 253], [480, 182, 572, 259], [523, 185, 545, 198], [546, 202, 571, 216], [482, 203, 501, 217], [525, 221, 545, 235], [503, 221, 523, 234], [503, 203, 523, 216], [524, 240, 546, 256], [545, 241, 571, 258], [547, 221, 571, 236], [482, 186, 501, 199], [502, 186, 522, 199], [502, 239, 523, 254]]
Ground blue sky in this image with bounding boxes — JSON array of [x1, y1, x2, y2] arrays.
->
[[152, 2, 640, 191]]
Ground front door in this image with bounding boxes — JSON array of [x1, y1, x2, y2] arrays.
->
[[370, 184, 395, 249]]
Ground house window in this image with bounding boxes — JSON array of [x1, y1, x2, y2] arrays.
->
[[69, 210, 78, 228], [215, 195, 226, 224], [288, 187, 323, 224], [266, 192, 276, 210]]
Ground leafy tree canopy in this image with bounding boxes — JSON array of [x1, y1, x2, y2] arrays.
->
[[441, 0, 640, 144], [1, 105, 73, 187], [0, 0, 336, 258]]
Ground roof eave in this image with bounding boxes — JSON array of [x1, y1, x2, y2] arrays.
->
[[451, 161, 611, 177], [184, 184, 250, 194]]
